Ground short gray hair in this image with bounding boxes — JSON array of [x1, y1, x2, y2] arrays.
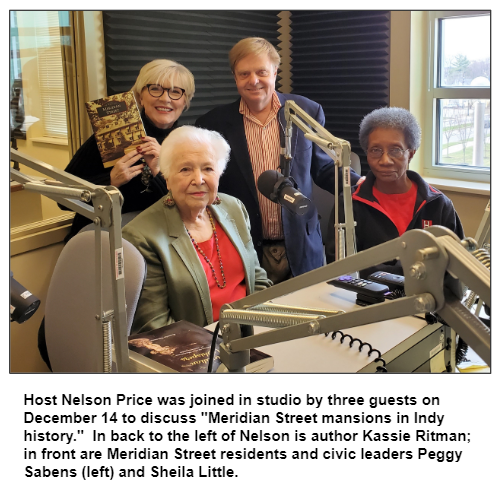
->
[[359, 107, 422, 151], [159, 126, 230, 179]]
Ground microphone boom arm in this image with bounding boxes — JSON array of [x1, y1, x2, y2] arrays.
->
[[10, 148, 130, 372], [219, 226, 490, 372]]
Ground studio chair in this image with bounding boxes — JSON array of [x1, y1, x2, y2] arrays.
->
[[45, 230, 146, 372], [78, 211, 141, 234]]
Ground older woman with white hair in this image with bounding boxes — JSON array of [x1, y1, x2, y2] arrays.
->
[[122, 125, 272, 333], [62, 59, 195, 239], [326, 107, 464, 275]]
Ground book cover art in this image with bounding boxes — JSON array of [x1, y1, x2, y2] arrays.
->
[[128, 320, 273, 373], [85, 91, 146, 168]]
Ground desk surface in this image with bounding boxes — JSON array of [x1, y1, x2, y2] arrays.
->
[[128, 282, 438, 374], [252, 281, 433, 373]]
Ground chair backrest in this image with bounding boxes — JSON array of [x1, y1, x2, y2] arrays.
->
[[45, 230, 146, 372], [78, 211, 141, 234], [349, 151, 361, 176], [311, 151, 361, 244]]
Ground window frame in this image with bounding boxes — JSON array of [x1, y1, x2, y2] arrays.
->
[[423, 10, 490, 183]]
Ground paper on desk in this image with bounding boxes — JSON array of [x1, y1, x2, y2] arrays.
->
[[457, 347, 489, 373], [458, 364, 490, 373]]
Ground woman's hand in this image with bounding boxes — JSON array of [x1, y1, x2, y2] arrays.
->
[[138, 136, 161, 176], [110, 150, 145, 187]]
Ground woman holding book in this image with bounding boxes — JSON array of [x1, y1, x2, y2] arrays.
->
[[122, 125, 272, 333], [62, 59, 195, 240]]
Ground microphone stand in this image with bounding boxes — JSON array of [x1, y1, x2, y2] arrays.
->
[[283, 119, 292, 178], [10, 148, 130, 373], [283, 100, 356, 262]]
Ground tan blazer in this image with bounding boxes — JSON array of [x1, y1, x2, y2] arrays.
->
[[122, 193, 271, 333]]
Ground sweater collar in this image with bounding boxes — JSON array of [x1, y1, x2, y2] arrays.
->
[[142, 110, 178, 143], [354, 170, 442, 204]]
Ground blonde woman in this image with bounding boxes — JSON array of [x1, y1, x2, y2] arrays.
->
[[63, 59, 195, 239]]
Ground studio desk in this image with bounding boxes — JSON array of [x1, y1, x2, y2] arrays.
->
[[128, 281, 454, 374]]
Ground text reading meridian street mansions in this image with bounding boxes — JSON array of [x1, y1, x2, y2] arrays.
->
[[21, 393, 473, 479]]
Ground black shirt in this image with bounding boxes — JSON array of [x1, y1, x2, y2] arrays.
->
[[62, 111, 176, 240]]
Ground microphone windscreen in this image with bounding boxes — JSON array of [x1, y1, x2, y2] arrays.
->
[[257, 169, 282, 198]]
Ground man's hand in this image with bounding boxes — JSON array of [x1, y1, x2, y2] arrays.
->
[[138, 136, 162, 176], [110, 150, 144, 187]]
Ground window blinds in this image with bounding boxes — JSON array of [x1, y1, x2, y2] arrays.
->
[[36, 11, 67, 138]]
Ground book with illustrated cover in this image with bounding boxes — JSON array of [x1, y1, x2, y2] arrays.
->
[[128, 320, 273, 373], [85, 91, 146, 168]]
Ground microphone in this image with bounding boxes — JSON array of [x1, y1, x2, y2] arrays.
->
[[257, 170, 313, 216], [10, 272, 41, 324]]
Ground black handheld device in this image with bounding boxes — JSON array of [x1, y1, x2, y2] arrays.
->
[[368, 271, 405, 291], [327, 275, 389, 306]]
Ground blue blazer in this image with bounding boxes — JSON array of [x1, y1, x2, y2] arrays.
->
[[195, 92, 360, 276]]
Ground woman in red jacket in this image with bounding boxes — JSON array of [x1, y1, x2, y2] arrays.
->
[[327, 107, 464, 275]]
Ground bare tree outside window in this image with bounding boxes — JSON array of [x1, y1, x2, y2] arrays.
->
[[452, 107, 473, 164], [442, 106, 456, 157]]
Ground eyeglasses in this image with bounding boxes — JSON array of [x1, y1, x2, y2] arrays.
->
[[146, 84, 185, 100], [367, 147, 411, 159]]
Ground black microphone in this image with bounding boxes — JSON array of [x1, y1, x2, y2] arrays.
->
[[257, 170, 313, 216], [10, 272, 41, 324]]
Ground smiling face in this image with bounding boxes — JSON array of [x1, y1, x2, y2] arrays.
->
[[165, 141, 220, 214], [139, 80, 186, 129], [367, 127, 416, 192], [233, 52, 277, 112]]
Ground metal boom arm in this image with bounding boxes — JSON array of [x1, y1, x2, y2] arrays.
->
[[10, 148, 130, 372], [219, 226, 490, 371]]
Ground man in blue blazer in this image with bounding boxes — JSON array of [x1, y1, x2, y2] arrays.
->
[[196, 37, 360, 282]]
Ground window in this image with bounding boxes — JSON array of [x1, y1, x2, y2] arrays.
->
[[425, 11, 490, 182], [10, 11, 69, 142], [35, 11, 68, 138], [10, 12, 25, 140]]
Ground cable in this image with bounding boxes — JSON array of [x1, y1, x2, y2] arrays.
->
[[207, 322, 220, 373], [325, 330, 386, 372]]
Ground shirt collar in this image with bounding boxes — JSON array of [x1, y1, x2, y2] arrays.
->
[[239, 92, 281, 125]]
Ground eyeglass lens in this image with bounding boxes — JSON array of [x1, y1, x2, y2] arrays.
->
[[368, 148, 407, 159], [147, 85, 184, 100]]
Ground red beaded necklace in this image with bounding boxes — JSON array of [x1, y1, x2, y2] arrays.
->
[[185, 208, 226, 289]]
